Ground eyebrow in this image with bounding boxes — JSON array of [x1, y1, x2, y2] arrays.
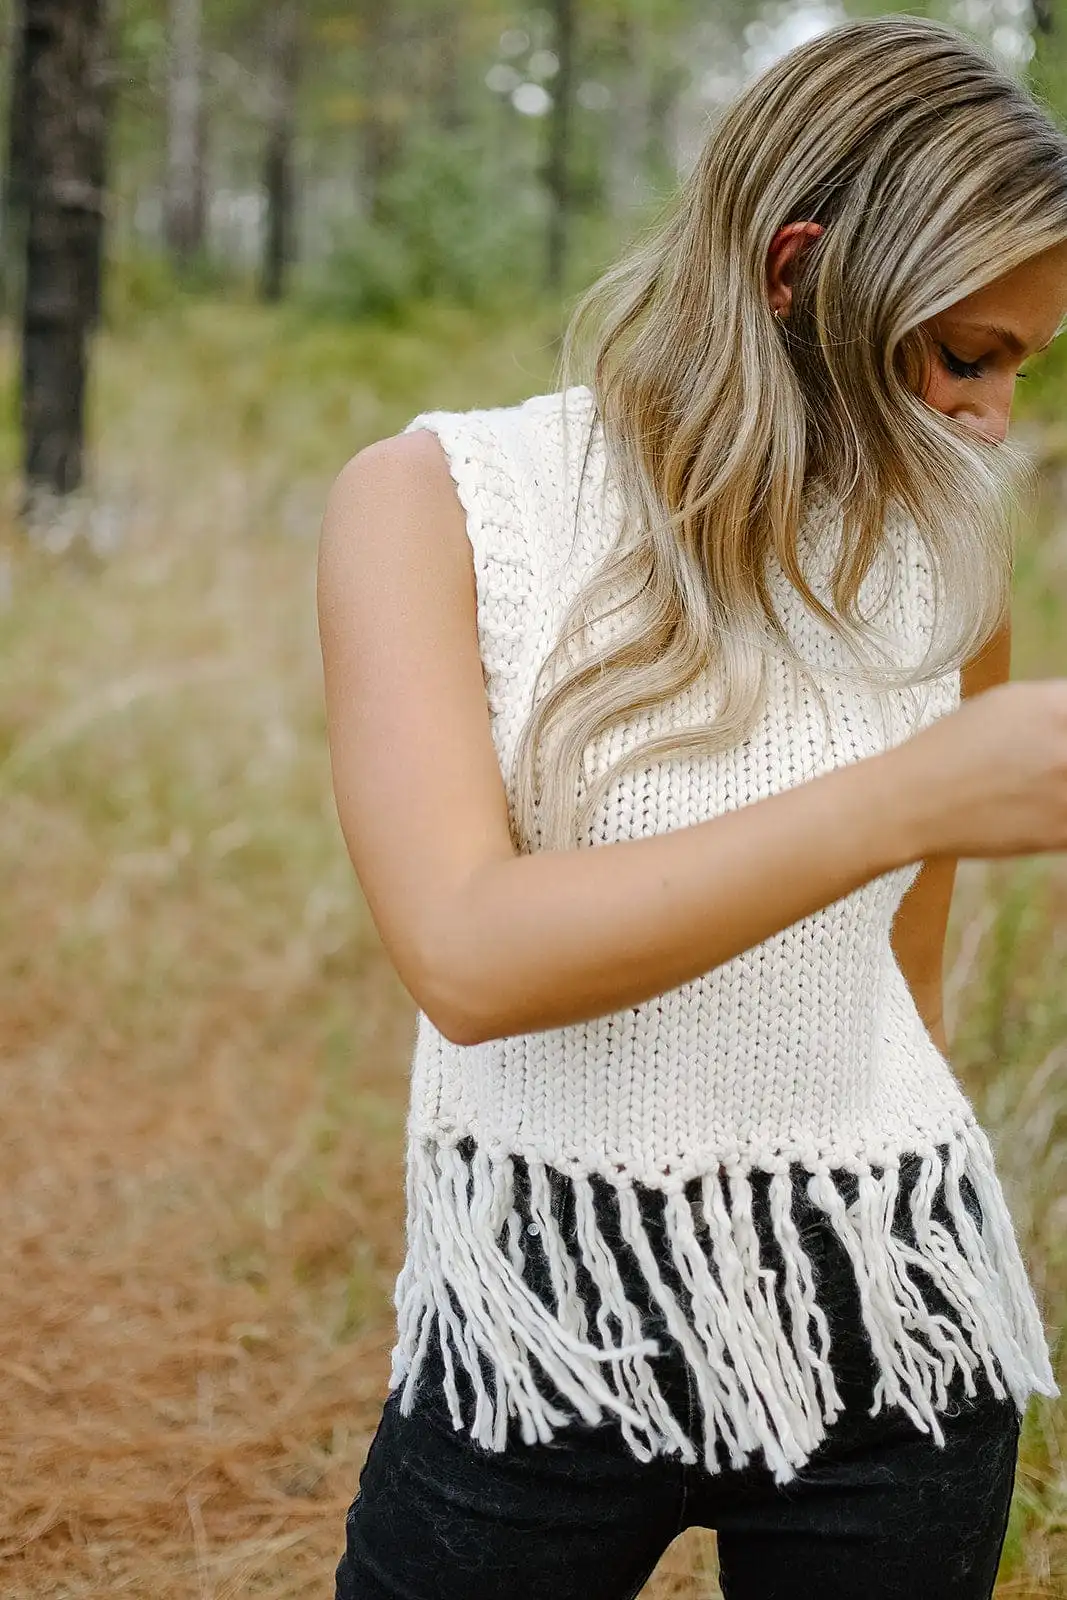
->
[[953, 321, 1058, 356]]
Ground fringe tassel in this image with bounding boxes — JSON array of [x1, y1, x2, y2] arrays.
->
[[945, 1124, 1058, 1406], [526, 1160, 587, 1344], [391, 1140, 661, 1449], [806, 1162, 953, 1439], [570, 1178, 694, 1461], [767, 1166, 844, 1426], [389, 1121, 1058, 1484]]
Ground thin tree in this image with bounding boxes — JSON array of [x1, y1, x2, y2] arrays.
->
[[165, 0, 205, 266], [260, 0, 301, 302], [2, 0, 29, 322], [359, 0, 401, 223], [544, 0, 576, 294], [85, 0, 117, 329], [430, 0, 463, 135], [19, 0, 112, 513]]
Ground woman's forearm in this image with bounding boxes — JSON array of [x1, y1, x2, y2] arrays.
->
[[423, 742, 928, 1045]]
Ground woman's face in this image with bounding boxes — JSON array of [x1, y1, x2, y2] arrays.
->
[[918, 240, 1067, 442]]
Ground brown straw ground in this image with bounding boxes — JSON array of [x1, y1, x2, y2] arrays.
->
[[0, 307, 1063, 1597]]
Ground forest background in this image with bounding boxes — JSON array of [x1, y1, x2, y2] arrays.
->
[[1, 1, 1066, 1596]]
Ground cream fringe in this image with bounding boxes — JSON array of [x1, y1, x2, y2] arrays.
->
[[389, 1120, 1058, 1485]]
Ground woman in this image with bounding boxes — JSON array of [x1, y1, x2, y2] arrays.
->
[[319, 17, 1067, 1599]]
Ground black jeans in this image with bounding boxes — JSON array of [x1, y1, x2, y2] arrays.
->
[[336, 1149, 1023, 1599]]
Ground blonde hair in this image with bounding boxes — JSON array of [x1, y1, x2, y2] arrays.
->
[[510, 14, 1067, 854]]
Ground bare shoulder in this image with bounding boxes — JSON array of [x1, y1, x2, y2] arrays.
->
[[320, 428, 467, 556], [330, 424, 452, 487], [317, 427, 474, 623]]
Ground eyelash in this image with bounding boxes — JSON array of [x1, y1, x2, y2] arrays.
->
[[938, 343, 1030, 381]]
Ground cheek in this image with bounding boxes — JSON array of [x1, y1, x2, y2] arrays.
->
[[919, 366, 954, 416], [899, 335, 949, 413]]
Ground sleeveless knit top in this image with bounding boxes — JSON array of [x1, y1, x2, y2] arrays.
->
[[386, 384, 1058, 1485]]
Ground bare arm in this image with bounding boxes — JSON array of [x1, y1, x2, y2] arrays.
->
[[318, 432, 933, 1047], [890, 615, 1013, 1057]]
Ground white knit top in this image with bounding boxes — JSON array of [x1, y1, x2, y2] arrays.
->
[[386, 384, 1057, 1484]]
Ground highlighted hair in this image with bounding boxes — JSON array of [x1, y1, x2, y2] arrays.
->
[[511, 16, 1067, 853]]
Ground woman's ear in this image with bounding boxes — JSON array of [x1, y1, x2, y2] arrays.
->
[[766, 221, 824, 318]]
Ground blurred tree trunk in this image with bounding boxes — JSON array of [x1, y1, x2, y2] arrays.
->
[[85, 0, 117, 329], [647, 54, 687, 183], [260, 0, 301, 302], [19, 0, 112, 510], [607, 9, 651, 216], [2, 0, 29, 321], [545, 0, 576, 293], [359, 0, 401, 223], [165, 0, 205, 266], [431, 3, 463, 134]]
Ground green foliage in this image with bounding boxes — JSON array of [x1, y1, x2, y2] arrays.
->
[[300, 127, 545, 320], [303, 216, 419, 323], [102, 245, 254, 330], [101, 249, 186, 325]]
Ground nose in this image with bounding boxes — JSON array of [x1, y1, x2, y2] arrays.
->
[[952, 405, 1009, 444], [951, 371, 1016, 444]]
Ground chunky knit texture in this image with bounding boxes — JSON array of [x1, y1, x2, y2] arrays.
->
[[388, 384, 1058, 1485]]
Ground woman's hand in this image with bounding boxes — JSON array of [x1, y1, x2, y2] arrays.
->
[[889, 679, 1067, 861]]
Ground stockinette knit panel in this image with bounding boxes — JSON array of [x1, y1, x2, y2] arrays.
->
[[385, 384, 1057, 1485]]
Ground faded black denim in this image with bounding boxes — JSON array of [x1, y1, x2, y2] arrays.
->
[[335, 1145, 1023, 1599]]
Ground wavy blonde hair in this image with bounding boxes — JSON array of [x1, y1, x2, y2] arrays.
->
[[510, 14, 1067, 854]]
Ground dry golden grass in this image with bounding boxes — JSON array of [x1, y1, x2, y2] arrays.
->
[[0, 300, 1064, 1598]]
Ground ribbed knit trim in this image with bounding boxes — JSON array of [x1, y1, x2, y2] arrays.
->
[[388, 1119, 1057, 1486]]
